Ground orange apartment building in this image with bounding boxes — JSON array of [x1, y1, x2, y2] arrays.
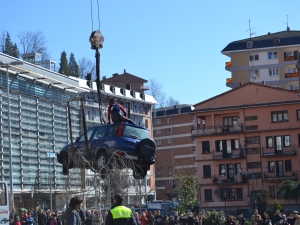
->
[[152, 105, 195, 200], [192, 82, 300, 219]]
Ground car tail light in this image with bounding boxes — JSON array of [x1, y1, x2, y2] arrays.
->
[[117, 151, 124, 156], [117, 124, 123, 136]]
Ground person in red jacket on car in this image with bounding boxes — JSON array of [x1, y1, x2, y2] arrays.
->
[[107, 99, 135, 125]]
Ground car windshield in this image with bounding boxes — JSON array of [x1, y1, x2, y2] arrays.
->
[[123, 125, 149, 140]]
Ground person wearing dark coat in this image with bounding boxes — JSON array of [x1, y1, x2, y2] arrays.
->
[[62, 197, 83, 225]]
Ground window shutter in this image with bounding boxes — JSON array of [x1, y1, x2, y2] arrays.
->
[[284, 52, 286, 59], [294, 51, 298, 60], [215, 141, 219, 152], [231, 139, 235, 150]]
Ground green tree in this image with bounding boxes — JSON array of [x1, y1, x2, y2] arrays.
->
[[272, 199, 282, 217], [278, 180, 300, 202], [68, 52, 79, 77], [2, 32, 19, 58], [173, 174, 200, 214], [59, 51, 70, 75], [205, 210, 226, 225]]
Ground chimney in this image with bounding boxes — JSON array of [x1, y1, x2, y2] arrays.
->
[[112, 73, 119, 77], [103, 76, 106, 80], [287, 26, 290, 31], [124, 69, 126, 74], [268, 32, 271, 35], [262, 81, 265, 85], [239, 82, 243, 86], [85, 73, 92, 80]]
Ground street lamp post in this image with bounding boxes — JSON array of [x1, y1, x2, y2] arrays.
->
[[0, 60, 23, 210]]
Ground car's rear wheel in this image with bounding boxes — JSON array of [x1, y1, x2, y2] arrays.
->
[[138, 138, 156, 158], [96, 152, 107, 171], [133, 166, 147, 179]]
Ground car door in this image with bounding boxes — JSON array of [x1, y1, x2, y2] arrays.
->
[[74, 127, 97, 158], [89, 125, 107, 159]]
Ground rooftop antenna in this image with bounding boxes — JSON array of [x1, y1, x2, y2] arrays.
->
[[246, 19, 256, 39], [285, 14, 292, 30]]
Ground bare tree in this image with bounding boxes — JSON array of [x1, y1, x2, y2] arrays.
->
[[166, 96, 180, 107], [78, 57, 96, 79], [18, 30, 50, 59], [0, 28, 7, 51]]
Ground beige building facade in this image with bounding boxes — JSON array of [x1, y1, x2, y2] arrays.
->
[[192, 82, 300, 219], [222, 29, 300, 90]]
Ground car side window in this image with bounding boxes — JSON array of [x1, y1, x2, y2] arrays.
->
[[107, 124, 119, 136], [79, 127, 96, 142], [91, 126, 106, 140]]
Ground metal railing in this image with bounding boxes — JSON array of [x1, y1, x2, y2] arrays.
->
[[264, 171, 298, 181], [191, 124, 243, 136], [261, 146, 297, 157], [212, 149, 245, 160]]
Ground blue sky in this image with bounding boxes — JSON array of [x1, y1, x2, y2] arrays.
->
[[1, 0, 300, 105]]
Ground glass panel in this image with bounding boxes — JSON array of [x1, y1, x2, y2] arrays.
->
[[227, 140, 232, 154], [277, 161, 284, 177], [269, 162, 275, 172], [272, 114, 277, 122], [276, 136, 282, 151], [278, 114, 283, 122], [267, 137, 273, 148], [283, 113, 288, 121], [284, 136, 290, 147]]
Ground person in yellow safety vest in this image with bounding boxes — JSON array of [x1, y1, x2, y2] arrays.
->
[[105, 194, 137, 225]]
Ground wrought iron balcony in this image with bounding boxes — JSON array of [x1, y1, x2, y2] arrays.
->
[[212, 174, 247, 185], [284, 56, 295, 61], [212, 150, 246, 160], [261, 146, 297, 158], [264, 171, 298, 182], [191, 124, 243, 137]]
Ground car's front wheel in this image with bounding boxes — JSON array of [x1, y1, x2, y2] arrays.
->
[[96, 152, 107, 171]]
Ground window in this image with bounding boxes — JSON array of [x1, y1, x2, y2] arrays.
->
[[202, 141, 210, 153], [167, 138, 171, 144], [246, 125, 258, 130], [219, 164, 225, 176], [166, 117, 170, 123], [298, 134, 300, 146], [285, 160, 292, 172], [223, 116, 239, 126], [283, 135, 290, 147], [250, 70, 260, 80], [245, 137, 260, 144], [268, 161, 275, 172], [247, 148, 260, 154], [275, 136, 282, 151], [269, 68, 279, 76], [266, 136, 273, 148], [288, 68, 297, 73], [156, 129, 161, 135], [297, 110, 300, 121], [272, 111, 288, 122], [228, 188, 235, 200], [247, 41, 253, 48], [276, 161, 284, 177], [249, 54, 259, 61], [247, 162, 261, 169], [168, 166, 173, 175], [203, 165, 211, 178], [157, 167, 163, 175], [215, 140, 223, 152], [155, 180, 165, 187], [236, 188, 243, 200], [245, 116, 257, 121], [166, 128, 171, 134], [156, 139, 162, 145], [268, 52, 278, 59], [154, 119, 161, 125], [204, 189, 213, 201], [235, 163, 241, 175]]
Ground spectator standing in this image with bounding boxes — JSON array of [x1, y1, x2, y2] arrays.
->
[[26, 214, 35, 225], [238, 215, 245, 225], [62, 196, 83, 225], [169, 217, 176, 225], [251, 210, 262, 225], [140, 213, 148, 225], [15, 217, 22, 225], [38, 210, 46, 225], [50, 217, 58, 225], [264, 216, 272, 225], [147, 212, 154, 225], [288, 211, 298, 225], [273, 210, 282, 224], [154, 211, 164, 225], [225, 216, 234, 225]]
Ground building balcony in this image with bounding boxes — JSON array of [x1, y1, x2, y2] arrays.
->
[[264, 171, 298, 182], [212, 150, 246, 160], [212, 174, 247, 185], [284, 56, 295, 61], [261, 146, 297, 158], [285, 73, 298, 78], [225, 62, 232, 67], [140, 85, 149, 91], [226, 78, 232, 83], [191, 124, 243, 137]]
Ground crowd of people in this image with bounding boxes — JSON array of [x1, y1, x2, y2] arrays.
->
[[8, 203, 300, 225]]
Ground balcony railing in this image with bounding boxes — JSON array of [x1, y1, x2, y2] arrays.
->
[[226, 78, 232, 83], [225, 62, 232, 67], [284, 56, 295, 61], [264, 171, 298, 182], [261, 146, 297, 158], [285, 72, 298, 78], [191, 124, 243, 136], [212, 174, 247, 185], [212, 150, 246, 160]]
